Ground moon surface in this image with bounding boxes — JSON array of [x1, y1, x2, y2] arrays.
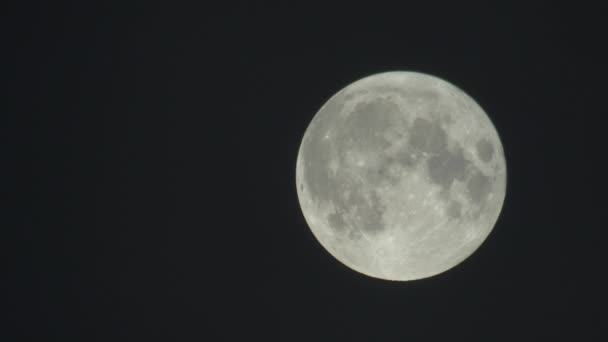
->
[[295, 71, 506, 281]]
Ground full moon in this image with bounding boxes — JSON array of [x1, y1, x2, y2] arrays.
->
[[295, 71, 506, 281]]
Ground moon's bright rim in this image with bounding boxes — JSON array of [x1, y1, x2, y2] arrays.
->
[[296, 71, 507, 281]]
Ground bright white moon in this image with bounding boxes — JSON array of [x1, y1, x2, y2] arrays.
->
[[296, 71, 507, 281]]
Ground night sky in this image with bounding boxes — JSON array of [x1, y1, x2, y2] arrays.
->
[[5, 2, 605, 341]]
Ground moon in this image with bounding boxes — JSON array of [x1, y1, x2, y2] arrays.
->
[[295, 71, 507, 281]]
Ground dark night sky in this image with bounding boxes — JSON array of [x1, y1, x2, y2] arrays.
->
[[4, 1, 606, 341]]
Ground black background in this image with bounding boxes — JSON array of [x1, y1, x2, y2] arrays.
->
[[5, 2, 606, 341]]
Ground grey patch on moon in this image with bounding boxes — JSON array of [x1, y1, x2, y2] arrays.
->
[[426, 148, 468, 192], [366, 155, 403, 186], [467, 172, 492, 204], [356, 190, 386, 234], [347, 229, 363, 242], [407, 117, 470, 197], [446, 201, 462, 219], [408, 117, 447, 154], [338, 98, 404, 154], [296, 71, 507, 281], [476, 138, 495, 162], [394, 146, 422, 168], [327, 211, 347, 233]]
